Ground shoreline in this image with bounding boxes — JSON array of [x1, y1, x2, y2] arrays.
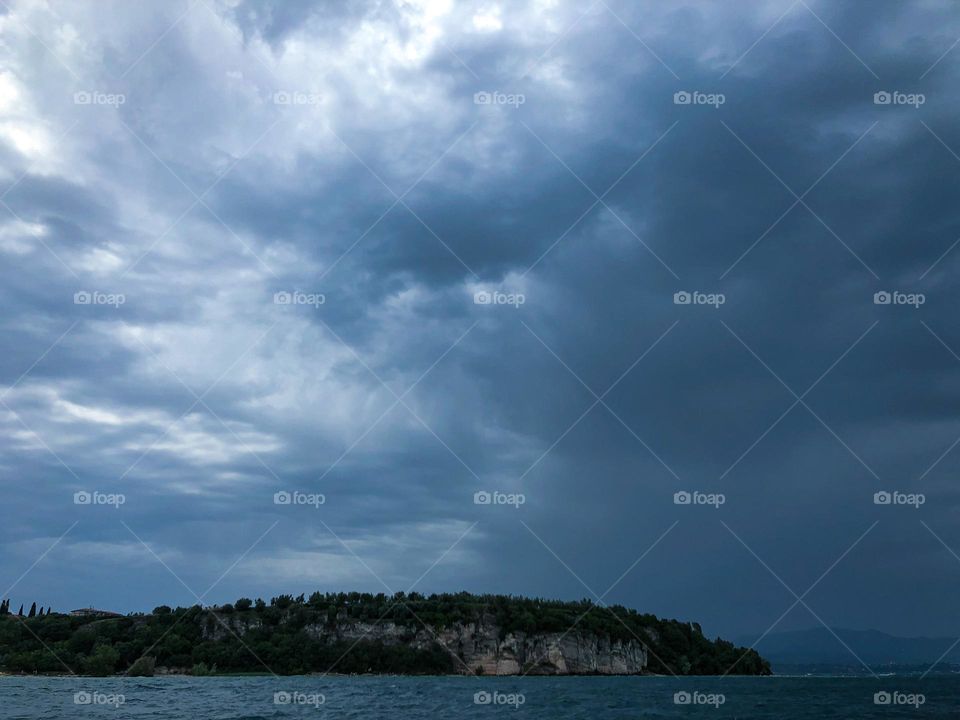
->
[[4, 672, 922, 680], [0, 671, 675, 679]]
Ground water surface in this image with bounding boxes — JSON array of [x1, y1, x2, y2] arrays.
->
[[3, 675, 956, 718]]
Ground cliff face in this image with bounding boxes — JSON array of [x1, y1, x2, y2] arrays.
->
[[209, 613, 648, 675], [433, 622, 649, 675]]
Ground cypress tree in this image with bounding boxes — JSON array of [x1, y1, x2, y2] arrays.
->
[[17, 604, 23, 616], [28, 602, 36, 618]]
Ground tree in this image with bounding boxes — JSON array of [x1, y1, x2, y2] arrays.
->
[[28, 603, 36, 618], [84, 645, 120, 676], [127, 656, 156, 677], [235, 598, 252, 611], [17, 605, 23, 616], [272, 594, 293, 609]]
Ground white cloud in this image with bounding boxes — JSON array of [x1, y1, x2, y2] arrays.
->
[[0, 218, 48, 255]]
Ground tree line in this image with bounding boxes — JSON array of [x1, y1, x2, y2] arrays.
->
[[0, 591, 770, 676], [0, 600, 52, 618]]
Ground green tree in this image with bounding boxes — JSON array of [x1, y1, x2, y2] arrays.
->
[[84, 645, 120, 676], [127, 656, 156, 677]]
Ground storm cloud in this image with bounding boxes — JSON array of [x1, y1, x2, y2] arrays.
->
[[1, 0, 960, 645]]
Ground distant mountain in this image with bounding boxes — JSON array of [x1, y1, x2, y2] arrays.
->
[[735, 627, 960, 672]]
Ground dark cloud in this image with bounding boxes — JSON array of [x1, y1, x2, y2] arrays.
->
[[0, 0, 959, 644]]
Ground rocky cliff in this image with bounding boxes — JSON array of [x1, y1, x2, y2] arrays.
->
[[207, 613, 648, 675]]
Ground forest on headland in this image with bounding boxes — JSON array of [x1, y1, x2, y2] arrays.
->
[[0, 592, 770, 676]]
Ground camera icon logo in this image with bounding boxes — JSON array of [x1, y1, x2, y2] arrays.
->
[[273, 91, 292, 105], [474, 491, 492, 505], [474, 691, 492, 704], [474, 290, 492, 305], [874, 691, 892, 705], [274, 491, 292, 505], [274, 691, 292, 704], [674, 691, 692, 705], [74, 491, 92, 505], [73, 91, 92, 105], [74, 291, 92, 305], [474, 91, 492, 105], [673, 491, 691, 505], [873, 291, 891, 305], [74, 691, 92, 704], [673, 91, 691, 105], [274, 291, 292, 305], [873, 491, 891, 505], [873, 91, 892, 105], [673, 291, 691, 305]]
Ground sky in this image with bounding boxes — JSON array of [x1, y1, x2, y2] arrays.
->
[[0, 0, 959, 645]]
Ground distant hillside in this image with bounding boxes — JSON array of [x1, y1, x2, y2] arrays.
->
[[735, 627, 960, 673], [0, 592, 769, 676]]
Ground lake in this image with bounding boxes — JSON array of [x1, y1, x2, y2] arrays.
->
[[2, 675, 956, 718]]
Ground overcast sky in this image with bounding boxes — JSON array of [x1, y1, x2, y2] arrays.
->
[[1, 0, 959, 644]]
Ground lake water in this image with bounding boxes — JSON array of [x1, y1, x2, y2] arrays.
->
[[2, 675, 957, 718]]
